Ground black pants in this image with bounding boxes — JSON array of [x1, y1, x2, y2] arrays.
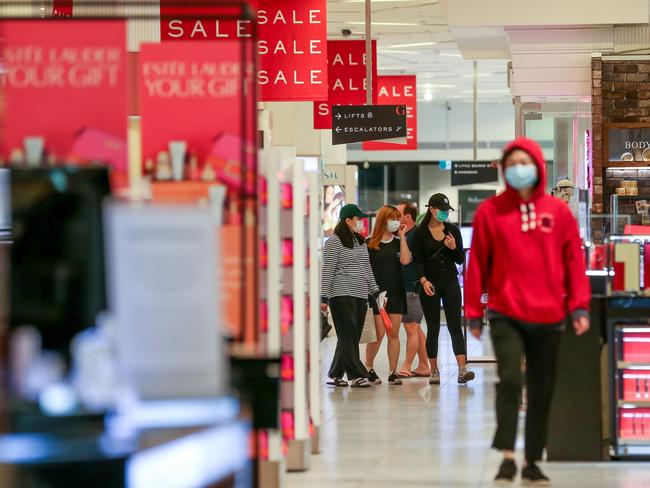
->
[[490, 317, 561, 463], [327, 296, 369, 381], [419, 278, 466, 358]]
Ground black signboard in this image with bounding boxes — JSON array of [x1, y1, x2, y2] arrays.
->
[[459, 190, 496, 224], [451, 161, 499, 186], [608, 126, 650, 162], [332, 105, 407, 145]]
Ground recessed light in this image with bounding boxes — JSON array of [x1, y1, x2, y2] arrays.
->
[[424, 91, 434, 102], [385, 41, 437, 49]]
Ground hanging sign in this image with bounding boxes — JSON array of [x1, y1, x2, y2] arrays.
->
[[451, 161, 500, 186], [363, 75, 417, 150], [331, 105, 407, 145], [314, 40, 377, 130], [0, 20, 128, 169], [160, 0, 328, 102], [53, 0, 73, 18]]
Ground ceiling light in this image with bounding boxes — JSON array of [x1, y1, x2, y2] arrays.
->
[[378, 50, 419, 55], [417, 84, 455, 88], [347, 21, 419, 26], [461, 73, 493, 78], [385, 41, 437, 49], [440, 53, 463, 58], [424, 91, 434, 102]]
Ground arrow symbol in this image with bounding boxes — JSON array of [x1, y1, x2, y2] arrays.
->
[[397, 126, 402, 131], [335, 127, 342, 133], [335, 113, 342, 120]]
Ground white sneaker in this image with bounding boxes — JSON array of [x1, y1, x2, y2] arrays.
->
[[350, 378, 372, 389]]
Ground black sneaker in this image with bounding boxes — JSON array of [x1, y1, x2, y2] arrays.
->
[[494, 459, 517, 484], [521, 463, 550, 486], [350, 378, 372, 389], [388, 372, 403, 385], [367, 369, 382, 385]]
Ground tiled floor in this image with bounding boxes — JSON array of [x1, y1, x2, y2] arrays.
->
[[286, 326, 650, 488]]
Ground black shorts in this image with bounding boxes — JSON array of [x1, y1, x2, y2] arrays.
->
[[371, 289, 407, 316]]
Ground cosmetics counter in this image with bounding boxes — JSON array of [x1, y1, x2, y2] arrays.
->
[[548, 232, 650, 461]]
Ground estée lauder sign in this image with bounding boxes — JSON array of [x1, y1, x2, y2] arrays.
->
[[160, 0, 328, 102]]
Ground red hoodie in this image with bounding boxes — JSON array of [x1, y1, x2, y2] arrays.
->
[[464, 137, 590, 325]]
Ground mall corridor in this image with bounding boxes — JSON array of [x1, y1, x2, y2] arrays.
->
[[286, 330, 650, 488]]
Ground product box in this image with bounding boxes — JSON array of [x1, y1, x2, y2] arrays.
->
[[616, 188, 626, 196], [627, 188, 639, 196], [622, 369, 650, 401], [622, 330, 650, 362], [619, 408, 650, 439]]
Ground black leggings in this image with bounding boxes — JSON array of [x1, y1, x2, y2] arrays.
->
[[419, 278, 466, 358]]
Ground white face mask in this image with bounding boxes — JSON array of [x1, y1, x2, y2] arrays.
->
[[354, 220, 364, 233], [387, 220, 400, 233]]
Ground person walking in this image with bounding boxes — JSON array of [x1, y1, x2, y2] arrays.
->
[[465, 138, 591, 484], [364, 205, 412, 385], [321, 204, 383, 389], [396, 202, 430, 379], [412, 193, 474, 385]]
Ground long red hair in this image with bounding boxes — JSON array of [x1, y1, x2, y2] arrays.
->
[[368, 205, 400, 250]]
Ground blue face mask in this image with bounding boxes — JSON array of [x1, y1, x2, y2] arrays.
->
[[505, 164, 538, 190], [435, 210, 449, 222]]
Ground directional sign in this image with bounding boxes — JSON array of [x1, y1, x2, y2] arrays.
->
[[451, 161, 500, 186], [331, 105, 407, 145]]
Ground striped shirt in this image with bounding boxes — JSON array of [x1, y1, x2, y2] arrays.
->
[[321, 234, 379, 303]]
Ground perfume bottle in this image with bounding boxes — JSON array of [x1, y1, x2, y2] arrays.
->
[[201, 162, 216, 182], [155, 151, 173, 181], [189, 155, 200, 181]]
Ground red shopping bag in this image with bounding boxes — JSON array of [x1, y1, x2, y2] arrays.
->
[[379, 307, 392, 334]]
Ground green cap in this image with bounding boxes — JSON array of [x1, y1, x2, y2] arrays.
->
[[339, 204, 370, 220]]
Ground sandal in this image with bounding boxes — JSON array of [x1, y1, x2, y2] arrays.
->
[[397, 371, 414, 379], [410, 371, 431, 378], [326, 378, 349, 387]]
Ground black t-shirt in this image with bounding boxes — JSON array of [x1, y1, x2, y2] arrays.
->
[[412, 223, 465, 283], [367, 237, 405, 294]]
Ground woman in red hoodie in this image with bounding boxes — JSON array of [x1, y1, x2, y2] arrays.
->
[[465, 138, 591, 485]]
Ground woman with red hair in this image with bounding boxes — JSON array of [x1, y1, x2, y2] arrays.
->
[[364, 205, 412, 386]]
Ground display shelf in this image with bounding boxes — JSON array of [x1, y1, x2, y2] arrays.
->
[[618, 438, 650, 445], [618, 401, 650, 407], [607, 161, 650, 167], [618, 361, 650, 369]]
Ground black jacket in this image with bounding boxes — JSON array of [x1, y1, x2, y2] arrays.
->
[[412, 223, 465, 283]]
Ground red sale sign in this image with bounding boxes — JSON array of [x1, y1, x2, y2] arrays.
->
[[139, 41, 253, 170], [1, 20, 128, 169], [53, 0, 73, 18], [313, 40, 377, 130], [160, 0, 328, 102], [363, 75, 418, 150]]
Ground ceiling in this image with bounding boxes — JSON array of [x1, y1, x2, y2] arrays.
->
[[326, 0, 511, 103]]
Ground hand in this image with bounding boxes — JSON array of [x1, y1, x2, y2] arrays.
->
[[573, 316, 590, 336], [398, 224, 407, 239], [377, 291, 387, 309], [421, 279, 435, 297], [443, 233, 457, 250], [320, 303, 329, 314], [470, 327, 482, 340]]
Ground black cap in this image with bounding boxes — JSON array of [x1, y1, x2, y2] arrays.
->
[[426, 193, 454, 211], [339, 203, 370, 220]]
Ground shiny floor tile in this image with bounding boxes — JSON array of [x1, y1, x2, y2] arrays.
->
[[285, 326, 650, 488]]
